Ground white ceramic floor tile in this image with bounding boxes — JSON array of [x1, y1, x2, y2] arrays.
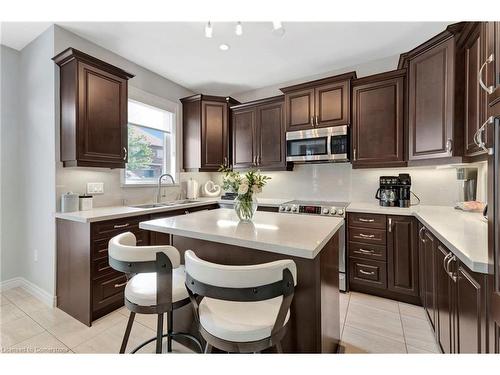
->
[[0, 294, 11, 306], [9, 294, 49, 314], [8, 331, 70, 353], [0, 303, 27, 325], [2, 287, 31, 302], [398, 302, 428, 321], [406, 345, 439, 354], [72, 319, 155, 354], [349, 292, 400, 313], [341, 325, 407, 354], [401, 315, 440, 353], [0, 315, 45, 348], [345, 302, 405, 343]]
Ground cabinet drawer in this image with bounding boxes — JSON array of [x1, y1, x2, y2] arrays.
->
[[349, 227, 386, 245], [91, 215, 149, 239], [349, 241, 387, 261], [349, 257, 387, 289], [91, 229, 149, 260], [92, 273, 126, 311], [348, 213, 386, 229]]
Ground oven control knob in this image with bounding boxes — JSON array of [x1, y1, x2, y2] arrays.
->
[[322, 208, 330, 215], [291, 206, 298, 213], [337, 209, 344, 216], [279, 206, 286, 212], [330, 208, 337, 215], [285, 206, 291, 212]]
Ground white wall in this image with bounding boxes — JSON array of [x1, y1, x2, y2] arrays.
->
[[232, 54, 399, 102], [1, 45, 24, 282]]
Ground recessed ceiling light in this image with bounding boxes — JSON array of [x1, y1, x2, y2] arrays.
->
[[272, 21, 285, 37], [235, 22, 243, 36], [219, 43, 230, 51]]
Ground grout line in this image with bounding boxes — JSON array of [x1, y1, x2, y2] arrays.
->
[[397, 303, 409, 353]]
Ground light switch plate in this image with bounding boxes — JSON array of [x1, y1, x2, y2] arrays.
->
[[87, 182, 104, 195]]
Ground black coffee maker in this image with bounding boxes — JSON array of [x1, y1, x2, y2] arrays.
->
[[375, 174, 412, 207]]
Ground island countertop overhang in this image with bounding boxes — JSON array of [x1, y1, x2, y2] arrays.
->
[[139, 208, 344, 259]]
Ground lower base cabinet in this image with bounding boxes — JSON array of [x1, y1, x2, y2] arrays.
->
[[419, 225, 489, 353]]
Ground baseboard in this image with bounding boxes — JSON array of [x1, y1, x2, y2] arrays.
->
[[0, 277, 56, 307]]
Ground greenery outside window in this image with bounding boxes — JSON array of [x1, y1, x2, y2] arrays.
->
[[124, 99, 175, 185]]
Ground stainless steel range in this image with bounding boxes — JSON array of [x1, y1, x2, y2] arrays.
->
[[279, 200, 349, 292]]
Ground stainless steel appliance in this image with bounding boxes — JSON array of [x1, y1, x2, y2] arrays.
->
[[456, 167, 478, 202], [375, 174, 413, 208], [279, 200, 349, 292], [286, 126, 349, 163]]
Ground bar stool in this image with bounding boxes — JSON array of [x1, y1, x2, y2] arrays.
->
[[108, 232, 202, 354], [184, 250, 297, 353]]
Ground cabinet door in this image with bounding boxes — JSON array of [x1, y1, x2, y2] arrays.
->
[[418, 223, 426, 305], [423, 229, 437, 329], [257, 101, 286, 170], [314, 80, 350, 127], [455, 261, 488, 353], [201, 100, 228, 171], [436, 243, 454, 353], [408, 38, 455, 160], [232, 108, 257, 169], [352, 76, 405, 168], [285, 88, 314, 131], [464, 24, 489, 156], [387, 216, 419, 296], [486, 22, 500, 117], [78, 62, 128, 167]]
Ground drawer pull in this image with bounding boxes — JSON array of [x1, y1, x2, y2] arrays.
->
[[113, 223, 130, 229], [114, 281, 128, 288], [358, 218, 374, 223], [358, 233, 375, 238], [359, 269, 375, 276], [358, 248, 375, 254]]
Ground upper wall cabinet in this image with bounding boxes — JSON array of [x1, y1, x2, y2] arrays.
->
[[180, 94, 239, 172], [280, 72, 356, 131], [351, 70, 406, 169], [486, 22, 500, 117], [231, 96, 290, 171], [53, 48, 134, 168], [399, 24, 465, 164]]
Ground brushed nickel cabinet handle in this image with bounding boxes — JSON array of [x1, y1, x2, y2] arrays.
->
[[479, 54, 495, 94], [315, 115, 319, 126], [258, 155, 262, 165], [474, 116, 494, 152], [113, 223, 130, 229], [114, 281, 128, 288], [358, 233, 375, 238], [358, 248, 375, 254], [358, 218, 374, 223], [123, 147, 128, 161], [388, 218, 393, 232], [446, 255, 457, 282], [311, 116, 314, 127], [443, 252, 453, 272], [359, 269, 375, 276], [419, 226, 426, 242], [223, 156, 228, 167], [446, 138, 453, 154], [353, 148, 357, 161]]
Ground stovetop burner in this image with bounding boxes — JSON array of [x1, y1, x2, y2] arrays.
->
[[279, 200, 349, 217]]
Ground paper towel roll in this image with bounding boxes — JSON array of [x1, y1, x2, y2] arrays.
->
[[187, 178, 199, 199]]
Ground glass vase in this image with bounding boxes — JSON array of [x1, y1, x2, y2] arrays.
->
[[234, 194, 258, 222]]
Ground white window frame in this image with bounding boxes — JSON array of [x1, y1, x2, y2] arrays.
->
[[121, 86, 180, 187]]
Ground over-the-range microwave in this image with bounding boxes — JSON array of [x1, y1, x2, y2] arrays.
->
[[286, 125, 349, 163]]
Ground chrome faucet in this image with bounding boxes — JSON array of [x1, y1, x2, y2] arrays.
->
[[156, 173, 175, 203]]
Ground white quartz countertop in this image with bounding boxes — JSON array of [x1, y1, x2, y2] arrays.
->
[[218, 198, 291, 207], [347, 202, 489, 274], [140, 208, 344, 259], [54, 198, 219, 223]]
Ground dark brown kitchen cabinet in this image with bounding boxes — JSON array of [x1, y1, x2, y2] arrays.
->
[[180, 94, 239, 171], [231, 96, 290, 171], [387, 216, 419, 297], [347, 212, 419, 304], [486, 22, 500, 117], [458, 22, 490, 158], [399, 24, 465, 164], [53, 48, 134, 168], [422, 228, 437, 329], [280, 72, 356, 131], [352, 70, 406, 168], [435, 243, 454, 353]]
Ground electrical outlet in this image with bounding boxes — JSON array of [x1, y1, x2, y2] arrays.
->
[[87, 182, 104, 195], [34, 249, 38, 262]]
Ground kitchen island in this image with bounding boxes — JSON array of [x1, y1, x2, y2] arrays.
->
[[140, 208, 344, 353]]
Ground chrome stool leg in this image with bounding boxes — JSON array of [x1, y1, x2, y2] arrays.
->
[[120, 312, 136, 354]]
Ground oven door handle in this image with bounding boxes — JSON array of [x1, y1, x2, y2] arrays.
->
[[326, 134, 332, 157]]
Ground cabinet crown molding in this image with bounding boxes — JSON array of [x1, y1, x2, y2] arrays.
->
[[279, 71, 357, 93], [230, 95, 284, 110], [52, 47, 134, 79], [180, 94, 240, 105], [352, 69, 407, 86]]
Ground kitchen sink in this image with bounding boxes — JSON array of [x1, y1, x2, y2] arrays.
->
[[129, 200, 199, 209], [129, 203, 169, 209]]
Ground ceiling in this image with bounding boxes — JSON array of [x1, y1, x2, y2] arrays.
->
[[1, 22, 451, 96]]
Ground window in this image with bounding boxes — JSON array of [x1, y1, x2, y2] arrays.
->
[[124, 99, 175, 185]]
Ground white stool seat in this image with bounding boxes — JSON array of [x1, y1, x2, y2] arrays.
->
[[125, 265, 189, 307], [199, 296, 290, 343]]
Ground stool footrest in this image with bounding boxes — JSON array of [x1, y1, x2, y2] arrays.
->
[[129, 332, 203, 354]]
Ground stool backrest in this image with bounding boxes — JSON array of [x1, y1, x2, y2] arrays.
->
[[184, 250, 296, 302], [108, 232, 180, 274]]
